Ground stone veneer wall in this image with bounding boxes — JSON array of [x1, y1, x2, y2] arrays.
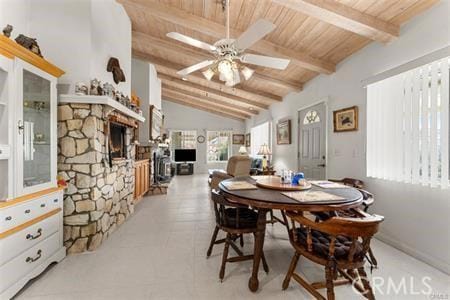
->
[[57, 103, 135, 253]]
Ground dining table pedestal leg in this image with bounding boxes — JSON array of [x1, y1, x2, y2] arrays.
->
[[248, 208, 269, 292]]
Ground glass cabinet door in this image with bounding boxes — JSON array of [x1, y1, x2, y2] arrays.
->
[[22, 69, 52, 189]]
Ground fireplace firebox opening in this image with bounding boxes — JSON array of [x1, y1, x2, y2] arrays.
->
[[110, 122, 127, 159]]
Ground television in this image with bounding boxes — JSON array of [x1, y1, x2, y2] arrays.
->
[[174, 149, 196, 162]]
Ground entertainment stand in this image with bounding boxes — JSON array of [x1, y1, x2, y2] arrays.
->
[[177, 163, 194, 175]]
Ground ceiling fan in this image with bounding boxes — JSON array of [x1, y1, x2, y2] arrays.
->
[[166, 0, 290, 87]]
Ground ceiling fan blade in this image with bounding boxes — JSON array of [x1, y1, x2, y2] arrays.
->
[[234, 19, 275, 50], [240, 54, 290, 70], [177, 60, 215, 77], [166, 32, 216, 52]]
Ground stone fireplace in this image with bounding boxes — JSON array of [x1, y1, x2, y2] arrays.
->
[[57, 102, 137, 253]]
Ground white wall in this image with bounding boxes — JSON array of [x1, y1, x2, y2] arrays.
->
[[0, 0, 131, 95], [246, 1, 450, 274], [163, 100, 246, 174], [90, 0, 131, 95], [131, 58, 161, 145], [132, 58, 150, 145], [28, 0, 92, 93], [0, 0, 30, 36]]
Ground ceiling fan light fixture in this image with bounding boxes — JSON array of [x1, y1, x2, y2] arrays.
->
[[202, 68, 214, 81], [241, 66, 254, 80], [218, 60, 233, 79]]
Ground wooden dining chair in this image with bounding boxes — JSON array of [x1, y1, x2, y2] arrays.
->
[[207, 189, 269, 281], [281, 209, 384, 300], [328, 178, 374, 211], [321, 178, 378, 267]]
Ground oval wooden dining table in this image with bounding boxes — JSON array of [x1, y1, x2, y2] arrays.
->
[[219, 176, 363, 292]]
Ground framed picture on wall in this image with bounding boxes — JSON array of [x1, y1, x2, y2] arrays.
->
[[232, 134, 245, 145], [149, 105, 164, 141], [245, 133, 251, 147], [277, 120, 291, 145], [333, 106, 358, 132]]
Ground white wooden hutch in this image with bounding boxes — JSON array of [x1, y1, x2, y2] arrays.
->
[[0, 35, 65, 299]]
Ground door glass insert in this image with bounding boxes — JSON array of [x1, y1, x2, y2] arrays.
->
[[303, 110, 321, 124], [23, 69, 51, 188]]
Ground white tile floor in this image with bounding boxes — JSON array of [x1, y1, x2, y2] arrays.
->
[[15, 175, 450, 299]]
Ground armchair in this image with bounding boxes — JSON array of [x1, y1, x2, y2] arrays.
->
[[210, 155, 252, 190]]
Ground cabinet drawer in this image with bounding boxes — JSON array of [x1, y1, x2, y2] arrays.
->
[[0, 210, 60, 266], [0, 192, 62, 232], [0, 232, 60, 293]]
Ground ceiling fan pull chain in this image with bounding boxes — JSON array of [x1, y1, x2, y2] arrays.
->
[[226, 0, 230, 39]]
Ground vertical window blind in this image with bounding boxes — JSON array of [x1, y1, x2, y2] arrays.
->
[[367, 57, 449, 188]]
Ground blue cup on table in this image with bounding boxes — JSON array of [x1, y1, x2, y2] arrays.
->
[[291, 172, 305, 185]]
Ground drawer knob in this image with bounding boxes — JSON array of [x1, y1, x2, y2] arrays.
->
[[26, 250, 42, 263], [40, 203, 46, 208], [24, 209, 31, 214], [5, 216, 12, 221], [53, 199, 58, 203], [26, 228, 43, 240]]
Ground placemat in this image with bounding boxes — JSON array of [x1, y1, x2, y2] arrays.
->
[[222, 181, 257, 191], [309, 180, 350, 189], [282, 190, 345, 203]]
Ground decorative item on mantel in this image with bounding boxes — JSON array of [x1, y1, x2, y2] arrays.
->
[[103, 82, 114, 97], [131, 91, 140, 107], [2, 24, 13, 37], [89, 78, 103, 95], [75, 82, 88, 95]]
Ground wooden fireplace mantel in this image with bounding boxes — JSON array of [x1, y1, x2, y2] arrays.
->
[[59, 94, 145, 122]]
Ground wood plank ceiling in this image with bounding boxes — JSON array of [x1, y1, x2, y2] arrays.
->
[[119, 0, 438, 121]]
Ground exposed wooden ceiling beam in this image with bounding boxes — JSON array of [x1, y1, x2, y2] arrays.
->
[[132, 31, 302, 93], [273, 0, 399, 44], [159, 74, 264, 113], [163, 90, 250, 120], [161, 80, 258, 116], [132, 50, 274, 108], [119, 0, 335, 74], [162, 93, 247, 121]]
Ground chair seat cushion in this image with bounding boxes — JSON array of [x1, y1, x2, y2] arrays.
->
[[295, 227, 364, 260], [224, 208, 258, 229]]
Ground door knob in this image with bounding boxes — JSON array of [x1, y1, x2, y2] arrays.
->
[[317, 164, 326, 167]]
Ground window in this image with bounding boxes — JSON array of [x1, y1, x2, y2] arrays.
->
[[367, 57, 449, 188], [170, 130, 197, 159], [207, 131, 232, 162], [303, 110, 321, 124], [251, 122, 271, 157]]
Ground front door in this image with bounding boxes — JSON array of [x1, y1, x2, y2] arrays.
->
[[298, 102, 326, 179]]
